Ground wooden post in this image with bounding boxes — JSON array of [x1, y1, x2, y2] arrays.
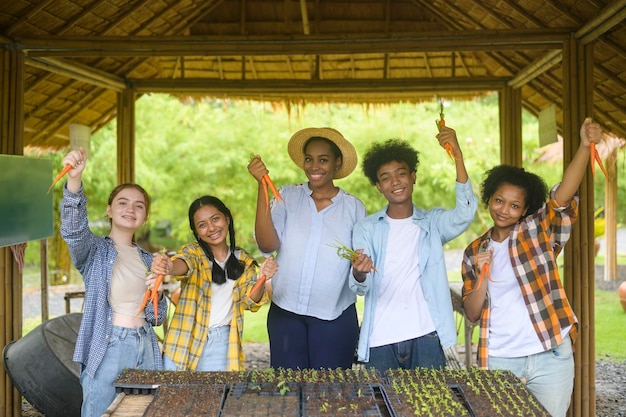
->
[[117, 88, 136, 185], [498, 85, 523, 167], [604, 149, 618, 281], [562, 35, 595, 417], [0, 47, 26, 417], [40, 239, 49, 321]]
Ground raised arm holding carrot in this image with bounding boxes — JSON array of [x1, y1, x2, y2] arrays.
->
[[58, 147, 165, 417], [247, 127, 366, 370], [460, 117, 602, 417]]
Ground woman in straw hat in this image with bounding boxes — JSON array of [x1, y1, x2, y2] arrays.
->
[[248, 127, 366, 369]]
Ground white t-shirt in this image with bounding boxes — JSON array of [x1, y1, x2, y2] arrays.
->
[[369, 215, 436, 347], [487, 238, 545, 357], [209, 258, 235, 328]]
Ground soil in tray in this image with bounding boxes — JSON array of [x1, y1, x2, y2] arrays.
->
[[114, 369, 248, 392], [221, 382, 301, 417], [143, 384, 226, 417]]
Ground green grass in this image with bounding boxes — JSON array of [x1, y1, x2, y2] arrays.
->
[[594, 287, 626, 360]]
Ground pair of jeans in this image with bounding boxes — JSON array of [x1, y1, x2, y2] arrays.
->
[[80, 323, 157, 417], [366, 331, 445, 372], [163, 325, 230, 371], [488, 334, 574, 417]]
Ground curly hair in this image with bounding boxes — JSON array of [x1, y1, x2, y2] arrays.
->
[[362, 139, 420, 185], [480, 165, 548, 217]]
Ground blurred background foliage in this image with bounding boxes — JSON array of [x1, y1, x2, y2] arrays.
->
[[24, 92, 625, 286]]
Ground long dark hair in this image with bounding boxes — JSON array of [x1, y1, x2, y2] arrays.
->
[[188, 195, 248, 284]]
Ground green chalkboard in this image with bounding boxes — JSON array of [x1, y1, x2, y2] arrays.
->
[[0, 155, 54, 247]]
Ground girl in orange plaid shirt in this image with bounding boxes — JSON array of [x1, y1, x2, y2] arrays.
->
[[461, 118, 603, 417]]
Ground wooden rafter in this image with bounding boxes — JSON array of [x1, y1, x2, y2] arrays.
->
[[19, 29, 570, 57]]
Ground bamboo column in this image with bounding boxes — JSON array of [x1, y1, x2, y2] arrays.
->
[[117, 88, 136, 185], [604, 149, 618, 281], [562, 36, 595, 417], [0, 47, 26, 417], [498, 85, 523, 167]]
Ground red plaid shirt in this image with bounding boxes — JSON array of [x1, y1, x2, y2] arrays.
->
[[461, 184, 579, 369]]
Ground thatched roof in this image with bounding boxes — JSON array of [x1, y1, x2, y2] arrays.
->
[[1, 0, 625, 149]]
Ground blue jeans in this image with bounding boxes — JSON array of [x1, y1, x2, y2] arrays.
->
[[367, 331, 446, 372], [80, 323, 157, 417], [163, 325, 229, 371], [488, 334, 575, 417]]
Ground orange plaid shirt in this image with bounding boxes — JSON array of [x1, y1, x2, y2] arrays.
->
[[461, 184, 579, 369]]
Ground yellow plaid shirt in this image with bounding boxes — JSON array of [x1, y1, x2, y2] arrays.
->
[[461, 184, 579, 369], [163, 242, 269, 371]]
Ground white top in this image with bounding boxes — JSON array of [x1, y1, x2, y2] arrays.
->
[[369, 215, 435, 347], [209, 258, 235, 328], [487, 238, 545, 357], [110, 243, 148, 318]]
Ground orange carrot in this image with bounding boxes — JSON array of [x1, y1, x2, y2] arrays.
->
[[435, 102, 455, 160], [135, 288, 151, 317], [264, 174, 285, 203], [261, 176, 270, 214], [590, 142, 608, 180], [246, 274, 267, 303], [47, 163, 73, 194], [151, 273, 164, 320], [465, 263, 493, 296]]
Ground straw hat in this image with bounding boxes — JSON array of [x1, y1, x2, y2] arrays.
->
[[287, 127, 358, 179]]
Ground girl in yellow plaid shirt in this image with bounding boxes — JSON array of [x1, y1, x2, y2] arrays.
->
[[151, 195, 277, 371]]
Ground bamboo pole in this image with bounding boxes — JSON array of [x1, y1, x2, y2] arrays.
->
[[498, 85, 522, 167], [0, 47, 26, 417], [562, 35, 595, 417], [604, 149, 618, 281], [117, 88, 136, 185]]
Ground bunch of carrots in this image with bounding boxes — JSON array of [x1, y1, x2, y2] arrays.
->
[[466, 242, 494, 295], [136, 248, 167, 320], [589, 118, 608, 180], [435, 101, 455, 160], [250, 154, 285, 213]]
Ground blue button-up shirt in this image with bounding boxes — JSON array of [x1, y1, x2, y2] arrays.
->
[[266, 183, 366, 320], [350, 180, 477, 362]]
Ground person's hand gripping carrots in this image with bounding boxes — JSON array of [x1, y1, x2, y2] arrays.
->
[[583, 117, 607, 180], [436, 101, 456, 161], [49, 147, 87, 193], [467, 242, 494, 295], [248, 155, 285, 213]]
